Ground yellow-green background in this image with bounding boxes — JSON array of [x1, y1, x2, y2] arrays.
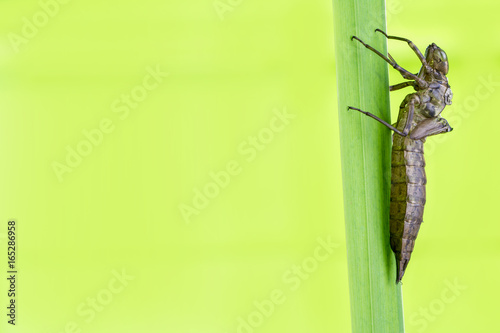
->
[[0, 0, 498, 332]]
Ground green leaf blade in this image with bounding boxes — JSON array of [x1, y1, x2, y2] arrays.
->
[[332, 0, 405, 332]]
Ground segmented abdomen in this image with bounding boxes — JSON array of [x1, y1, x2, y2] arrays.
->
[[390, 135, 426, 282]]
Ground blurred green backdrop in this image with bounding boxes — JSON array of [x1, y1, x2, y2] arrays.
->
[[0, 0, 498, 332]]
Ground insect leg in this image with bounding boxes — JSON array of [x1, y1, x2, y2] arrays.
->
[[347, 106, 406, 136], [397, 94, 420, 136], [409, 117, 453, 140], [390, 81, 416, 91], [351, 36, 428, 88], [351, 36, 395, 66], [375, 29, 427, 65], [401, 100, 415, 136]]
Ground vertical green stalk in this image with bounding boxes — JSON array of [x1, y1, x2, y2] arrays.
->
[[333, 0, 404, 332]]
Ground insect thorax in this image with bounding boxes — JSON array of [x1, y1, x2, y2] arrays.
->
[[418, 81, 452, 118]]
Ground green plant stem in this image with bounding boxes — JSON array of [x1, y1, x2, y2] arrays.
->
[[332, 0, 405, 332]]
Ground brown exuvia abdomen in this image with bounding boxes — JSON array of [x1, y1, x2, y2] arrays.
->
[[390, 135, 426, 282]]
